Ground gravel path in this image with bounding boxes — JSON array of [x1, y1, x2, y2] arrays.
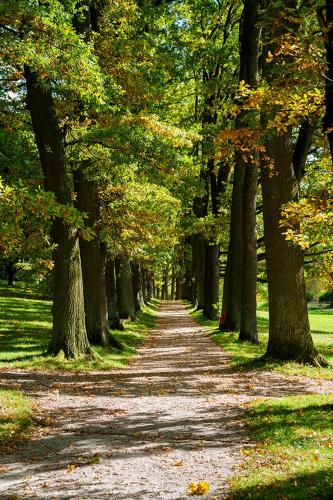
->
[[0, 301, 332, 499]]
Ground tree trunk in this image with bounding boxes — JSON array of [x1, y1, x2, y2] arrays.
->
[[238, 0, 261, 343], [221, 1, 261, 333], [76, 171, 116, 346], [149, 274, 154, 300], [220, 156, 244, 331], [171, 266, 175, 300], [192, 234, 206, 309], [175, 277, 181, 300], [240, 159, 258, 343], [161, 270, 168, 300], [49, 220, 91, 357], [181, 265, 193, 300], [5, 258, 17, 286], [262, 133, 322, 364], [203, 157, 230, 321], [260, 0, 326, 365], [203, 243, 220, 320], [318, 2, 333, 160], [141, 267, 147, 303], [106, 259, 124, 331], [115, 256, 136, 320], [24, 66, 91, 359], [80, 237, 110, 346], [131, 261, 144, 312]]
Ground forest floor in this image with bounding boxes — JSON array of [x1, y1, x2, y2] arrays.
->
[[0, 301, 333, 499]]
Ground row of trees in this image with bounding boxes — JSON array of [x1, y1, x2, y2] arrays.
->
[[1, 0, 186, 358], [165, 0, 331, 366], [1, 0, 332, 365]]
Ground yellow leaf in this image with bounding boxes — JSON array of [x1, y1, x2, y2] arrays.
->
[[187, 481, 210, 496], [266, 50, 273, 63], [172, 459, 184, 466]]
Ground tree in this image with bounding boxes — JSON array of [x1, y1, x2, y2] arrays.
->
[[1, 1, 107, 358], [260, 0, 326, 365], [221, 0, 260, 342], [24, 67, 91, 359]]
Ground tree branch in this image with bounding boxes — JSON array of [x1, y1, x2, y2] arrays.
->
[[292, 120, 317, 182]]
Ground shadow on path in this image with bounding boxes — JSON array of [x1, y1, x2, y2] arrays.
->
[[0, 302, 332, 499]]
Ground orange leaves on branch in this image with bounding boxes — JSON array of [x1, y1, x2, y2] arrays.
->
[[217, 128, 265, 165]]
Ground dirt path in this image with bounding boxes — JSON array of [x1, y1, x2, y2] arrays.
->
[[1, 301, 332, 499]]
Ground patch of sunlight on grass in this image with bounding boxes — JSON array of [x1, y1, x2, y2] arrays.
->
[[0, 389, 35, 453], [229, 394, 333, 499], [187, 301, 333, 380], [0, 280, 159, 372]]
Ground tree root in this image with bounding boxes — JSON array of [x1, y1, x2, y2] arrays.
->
[[260, 352, 330, 368], [108, 335, 124, 351], [47, 348, 96, 361], [300, 352, 330, 368]]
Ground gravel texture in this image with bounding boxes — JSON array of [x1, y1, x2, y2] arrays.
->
[[0, 301, 332, 499]]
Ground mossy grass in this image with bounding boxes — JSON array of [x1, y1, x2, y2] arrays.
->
[[0, 280, 159, 372], [0, 389, 35, 454], [229, 394, 333, 499], [187, 302, 333, 380]]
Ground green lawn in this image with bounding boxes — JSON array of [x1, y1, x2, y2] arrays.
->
[[0, 389, 35, 454], [230, 393, 333, 499], [189, 304, 333, 498], [190, 302, 333, 380], [0, 280, 158, 372]]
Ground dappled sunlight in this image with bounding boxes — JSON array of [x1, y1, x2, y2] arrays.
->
[[1, 302, 332, 498]]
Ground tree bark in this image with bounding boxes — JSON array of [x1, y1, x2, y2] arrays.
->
[[200, 93, 217, 317], [221, 152, 244, 331], [203, 243, 220, 320], [260, 0, 326, 365], [181, 261, 193, 300], [131, 261, 144, 312], [171, 266, 175, 300], [24, 66, 91, 359], [76, 170, 117, 346], [262, 133, 322, 364], [175, 277, 181, 300], [238, 0, 261, 343], [192, 234, 206, 309], [221, 0, 260, 335], [141, 267, 147, 303], [5, 258, 17, 286], [240, 158, 258, 343], [115, 256, 136, 320], [149, 273, 154, 300], [80, 236, 110, 346], [317, 2, 333, 160], [203, 158, 230, 320], [106, 259, 124, 330], [161, 270, 168, 300]]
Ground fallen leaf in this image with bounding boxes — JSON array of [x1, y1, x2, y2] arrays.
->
[[188, 481, 210, 496], [172, 459, 183, 466]]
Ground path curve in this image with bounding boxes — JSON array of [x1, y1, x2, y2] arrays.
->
[[1, 301, 332, 499]]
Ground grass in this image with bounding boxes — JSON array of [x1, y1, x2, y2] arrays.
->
[[0, 280, 158, 372], [189, 302, 333, 380], [229, 393, 333, 499], [188, 301, 333, 498], [0, 389, 35, 455]]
